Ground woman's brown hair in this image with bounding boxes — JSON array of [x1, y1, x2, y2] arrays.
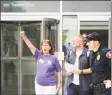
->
[[40, 40, 54, 55]]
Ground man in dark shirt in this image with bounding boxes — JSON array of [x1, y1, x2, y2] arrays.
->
[[65, 35, 92, 95], [78, 32, 111, 95]]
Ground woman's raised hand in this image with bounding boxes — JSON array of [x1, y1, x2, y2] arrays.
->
[[20, 31, 25, 37]]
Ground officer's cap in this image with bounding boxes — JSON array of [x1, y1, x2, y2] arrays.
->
[[87, 32, 102, 42]]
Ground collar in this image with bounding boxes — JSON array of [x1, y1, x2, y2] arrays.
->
[[94, 45, 102, 54], [81, 47, 88, 56], [74, 47, 88, 56]]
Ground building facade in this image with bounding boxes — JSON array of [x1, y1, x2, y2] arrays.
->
[[1, 1, 111, 95]]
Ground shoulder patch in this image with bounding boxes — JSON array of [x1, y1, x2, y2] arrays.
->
[[106, 51, 112, 59]]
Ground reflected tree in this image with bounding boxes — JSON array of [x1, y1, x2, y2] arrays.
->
[[2, 27, 17, 57], [4, 61, 16, 86]]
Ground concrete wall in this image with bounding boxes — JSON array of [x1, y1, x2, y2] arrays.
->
[[1, 1, 60, 12], [1, 1, 110, 12], [63, 1, 111, 12]]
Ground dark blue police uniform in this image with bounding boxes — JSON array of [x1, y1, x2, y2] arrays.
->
[[88, 32, 111, 95]]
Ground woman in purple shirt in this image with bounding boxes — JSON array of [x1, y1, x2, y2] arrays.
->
[[20, 31, 62, 95]]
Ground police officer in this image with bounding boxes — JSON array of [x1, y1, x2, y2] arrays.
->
[[80, 32, 111, 95]]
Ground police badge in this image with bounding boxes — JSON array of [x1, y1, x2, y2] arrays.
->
[[97, 54, 100, 61]]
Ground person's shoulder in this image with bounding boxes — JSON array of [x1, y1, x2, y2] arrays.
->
[[101, 47, 110, 53], [50, 55, 58, 59], [68, 48, 75, 54], [99, 47, 111, 58], [51, 55, 60, 62], [83, 47, 89, 54], [83, 47, 90, 57], [84, 47, 88, 51]]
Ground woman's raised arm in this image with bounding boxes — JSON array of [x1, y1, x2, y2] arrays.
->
[[20, 31, 36, 55]]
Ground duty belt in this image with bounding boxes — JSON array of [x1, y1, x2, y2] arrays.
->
[[90, 82, 108, 93]]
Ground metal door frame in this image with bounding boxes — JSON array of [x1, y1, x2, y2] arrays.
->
[[108, 18, 112, 72]]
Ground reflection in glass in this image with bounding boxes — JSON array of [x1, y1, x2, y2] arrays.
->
[[22, 24, 41, 56], [62, 1, 111, 12], [62, 16, 78, 57], [1, 25, 18, 57], [62, 16, 78, 94], [21, 60, 36, 95], [44, 21, 58, 52], [2, 60, 18, 95]]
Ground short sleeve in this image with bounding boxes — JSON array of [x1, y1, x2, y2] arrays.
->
[[54, 57, 62, 72], [34, 49, 41, 59]]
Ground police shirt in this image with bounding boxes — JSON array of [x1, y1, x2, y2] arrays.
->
[[90, 46, 111, 85]]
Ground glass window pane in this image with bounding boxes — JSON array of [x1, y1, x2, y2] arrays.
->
[[1, 1, 60, 12], [21, 23, 41, 56], [21, 59, 36, 95], [43, 20, 59, 52], [63, 1, 111, 12], [1, 60, 18, 95], [1, 24, 18, 57], [62, 15, 78, 56]]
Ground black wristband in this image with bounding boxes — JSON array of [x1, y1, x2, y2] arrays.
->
[[81, 70, 83, 74]]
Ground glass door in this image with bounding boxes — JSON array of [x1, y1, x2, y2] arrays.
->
[[1, 20, 59, 95], [21, 22, 41, 56], [42, 18, 59, 52], [62, 15, 79, 95], [1, 21, 42, 95], [1, 23, 19, 95], [20, 22, 41, 95]]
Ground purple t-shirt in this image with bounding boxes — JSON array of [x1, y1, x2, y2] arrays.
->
[[34, 49, 62, 86]]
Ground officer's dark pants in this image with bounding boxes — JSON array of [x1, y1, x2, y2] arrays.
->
[[69, 83, 90, 95], [93, 86, 111, 95]]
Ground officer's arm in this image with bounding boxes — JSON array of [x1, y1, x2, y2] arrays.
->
[[81, 68, 92, 74]]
